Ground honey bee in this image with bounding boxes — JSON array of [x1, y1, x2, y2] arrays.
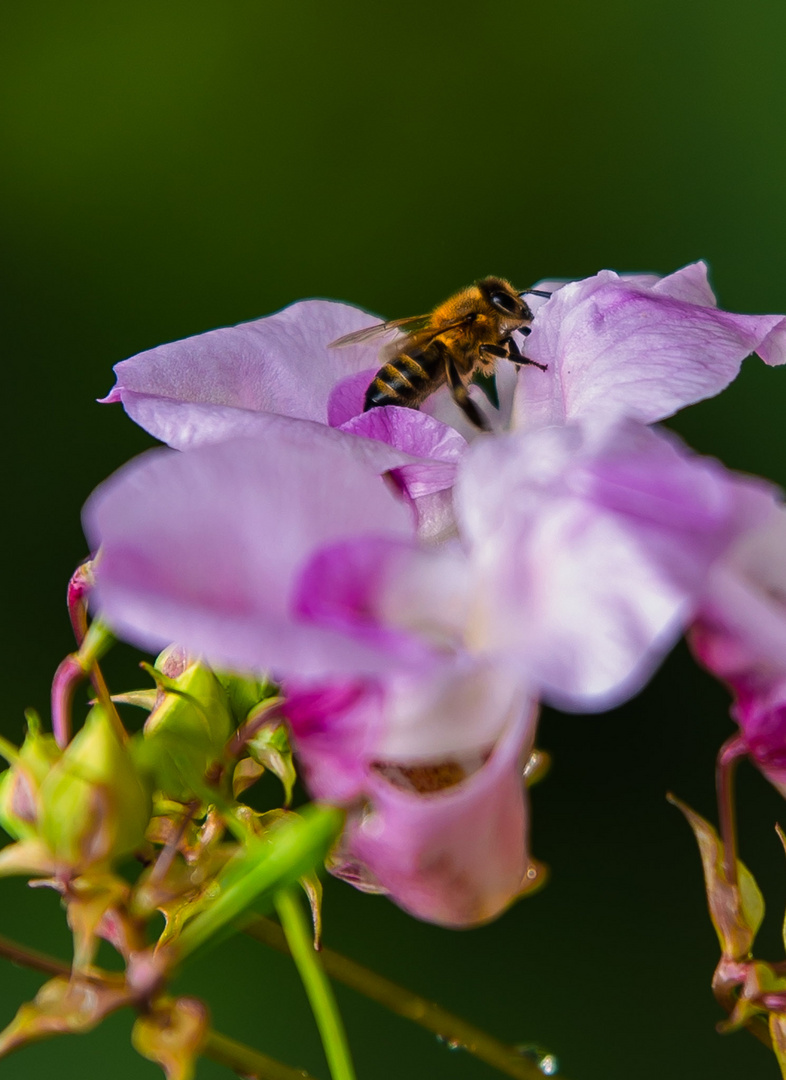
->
[[329, 277, 549, 430]]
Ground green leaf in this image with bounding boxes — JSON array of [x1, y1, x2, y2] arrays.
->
[[668, 794, 764, 959]]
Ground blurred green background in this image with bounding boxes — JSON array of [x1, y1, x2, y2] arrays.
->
[[2, 1, 786, 1077]]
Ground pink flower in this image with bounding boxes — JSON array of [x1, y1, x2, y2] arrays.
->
[[84, 426, 540, 926], [84, 409, 774, 925], [88, 265, 786, 920], [83, 427, 417, 679], [103, 263, 786, 451]]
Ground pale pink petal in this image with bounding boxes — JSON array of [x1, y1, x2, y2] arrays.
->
[[84, 431, 415, 679], [514, 262, 786, 430], [103, 300, 382, 441], [651, 261, 718, 305], [339, 406, 466, 465], [456, 417, 776, 710]]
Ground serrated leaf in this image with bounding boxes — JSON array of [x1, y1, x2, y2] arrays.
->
[[668, 794, 764, 959]]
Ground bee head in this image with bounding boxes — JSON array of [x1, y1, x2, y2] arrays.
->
[[477, 277, 532, 321]]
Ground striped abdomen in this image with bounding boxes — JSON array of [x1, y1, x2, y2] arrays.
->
[[364, 343, 446, 411]]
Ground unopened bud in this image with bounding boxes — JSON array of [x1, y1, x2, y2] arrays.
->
[[38, 706, 151, 869], [0, 713, 61, 840], [138, 656, 234, 802]]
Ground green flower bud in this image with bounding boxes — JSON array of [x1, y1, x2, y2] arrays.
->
[[38, 706, 151, 869], [139, 657, 234, 802], [215, 670, 277, 725], [0, 713, 61, 840]]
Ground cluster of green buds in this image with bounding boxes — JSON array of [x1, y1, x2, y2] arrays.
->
[[0, 590, 342, 1079]]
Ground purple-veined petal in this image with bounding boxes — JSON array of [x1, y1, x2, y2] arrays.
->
[[295, 535, 470, 662], [327, 369, 377, 427], [514, 262, 786, 430], [102, 300, 382, 439], [120, 393, 464, 541], [84, 431, 416, 679], [339, 406, 466, 468]]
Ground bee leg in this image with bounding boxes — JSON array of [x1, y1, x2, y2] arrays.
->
[[445, 354, 491, 431], [505, 335, 547, 372], [479, 343, 509, 360]]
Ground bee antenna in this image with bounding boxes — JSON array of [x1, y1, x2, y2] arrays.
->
[[519, 289, 552, 299]]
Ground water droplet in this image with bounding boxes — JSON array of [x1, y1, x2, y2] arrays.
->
[[514, 1044, 559, 1075], [436, 1035, 465, 1052]]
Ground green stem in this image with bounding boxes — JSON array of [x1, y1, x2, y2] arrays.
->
[[275, 889, 356, 1080], [244, 915, 562, 1080], [201, 1029, 318, 1080]]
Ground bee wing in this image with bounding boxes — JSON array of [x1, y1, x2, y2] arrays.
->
[[328, 313, 430, 349]]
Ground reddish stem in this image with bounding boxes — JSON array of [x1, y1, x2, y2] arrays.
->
[[716, 734, 747, 886], [51, 654, 84, 748]]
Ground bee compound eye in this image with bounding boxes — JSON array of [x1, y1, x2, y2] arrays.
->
[[490, 291, 520, 315]]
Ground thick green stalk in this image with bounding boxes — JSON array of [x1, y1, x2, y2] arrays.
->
[[275, 889, 356, 1080]]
